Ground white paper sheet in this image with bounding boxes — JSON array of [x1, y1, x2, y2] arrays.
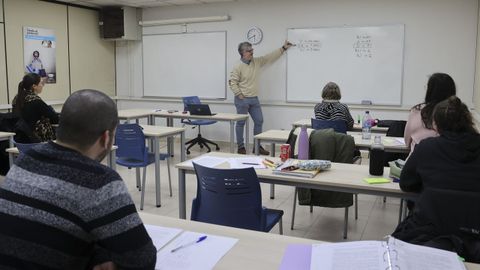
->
[[187, 156, 228, 168], [156, 231, 238, 270], [227, 157, 266, 169], [392, 237, 466, 270], [145, 224, 183, 251], [311, 241, 387, 270]]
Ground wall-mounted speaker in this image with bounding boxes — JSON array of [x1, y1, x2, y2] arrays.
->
[[99, 7, 139, 40]]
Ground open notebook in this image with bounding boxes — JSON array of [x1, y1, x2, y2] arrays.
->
[[281, 237, 466, 270]]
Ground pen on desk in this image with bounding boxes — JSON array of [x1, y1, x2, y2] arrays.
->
[[242, 162, 260, 165], [262, 161, 275, 168], [264, 158, 275, 164], [170, 235, 207, 253]]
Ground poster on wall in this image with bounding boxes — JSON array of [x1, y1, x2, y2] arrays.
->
[[23, 26, 56, 84]]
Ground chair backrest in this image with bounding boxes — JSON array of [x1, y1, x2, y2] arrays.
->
[[419, 187, 480, 237], [115, 124, 147, 161], [182, 96, 201, 111], [311, 118, 347, 134], [191, 163, 263, 231], [385, 120, 407, 137], [309, 129, 354, 163]]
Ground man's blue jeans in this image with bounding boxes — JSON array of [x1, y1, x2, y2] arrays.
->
[[234, 96, 263, 149]]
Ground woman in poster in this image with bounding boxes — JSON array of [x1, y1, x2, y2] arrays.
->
[[27, 50, 46, 77]]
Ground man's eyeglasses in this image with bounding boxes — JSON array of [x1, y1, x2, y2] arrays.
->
[[245, 49, 254, 53]]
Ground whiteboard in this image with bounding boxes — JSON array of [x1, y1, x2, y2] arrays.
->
[[142, 31, 227, 99], [287, 25, 404, 105]]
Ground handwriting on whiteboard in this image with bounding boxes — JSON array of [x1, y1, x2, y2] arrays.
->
[[353, 35, 373, 58], [297, 39, 322, 52]]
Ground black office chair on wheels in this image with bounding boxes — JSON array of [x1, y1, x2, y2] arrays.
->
[[182, 96, 220, 155]]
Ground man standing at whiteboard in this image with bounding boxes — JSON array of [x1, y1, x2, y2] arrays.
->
[[229, 40, 293, 155]]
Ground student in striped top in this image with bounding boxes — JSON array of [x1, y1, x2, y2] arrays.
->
[[314, 82, 354, 130], [0, 90, 156, 269]]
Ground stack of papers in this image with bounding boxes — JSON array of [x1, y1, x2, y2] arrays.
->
[[272, 159, 321, 178]]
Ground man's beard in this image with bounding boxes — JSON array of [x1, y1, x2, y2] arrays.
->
[[95, 131, 114, 162], [95, 148, 109, 162]]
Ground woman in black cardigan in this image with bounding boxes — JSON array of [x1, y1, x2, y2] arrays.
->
[[392, 96, 480, 262], [12, 73, 59, 143]]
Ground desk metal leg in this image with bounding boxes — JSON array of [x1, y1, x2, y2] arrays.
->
[[167, 117, 174, 157], [180, 132, 186, 162], [245, 118, 250, 154], [179, 168, 186, 219], [269, 143, 275, 199], [154, 137, 161, 207], [230, 120, 235, 153]]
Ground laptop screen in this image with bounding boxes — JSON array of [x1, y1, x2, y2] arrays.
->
[[187, 104, 216, 116]]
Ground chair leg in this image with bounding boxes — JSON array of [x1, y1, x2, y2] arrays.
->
[[167, 158, 172, 197], [355, 194, 358, 220], [136, 167, 141, 191], [343, 207, 349, 239], [140, 167, 147, 211], [291, 188, 298, 230], [202, 137, 220, 150], [310, 204, 313, 213], [279, 217, 283, 235], [383, 196, 387, 203]]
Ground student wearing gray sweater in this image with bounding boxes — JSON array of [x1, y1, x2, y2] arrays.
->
[[0, 90, 156, 270]]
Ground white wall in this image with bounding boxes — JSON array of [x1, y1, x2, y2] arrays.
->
[[116, 0, 479, 143]]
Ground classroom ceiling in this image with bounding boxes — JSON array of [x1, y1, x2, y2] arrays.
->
[[53, 0, 239, 8]]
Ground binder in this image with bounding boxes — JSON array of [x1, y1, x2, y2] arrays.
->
[[310, 236, 466, 270]]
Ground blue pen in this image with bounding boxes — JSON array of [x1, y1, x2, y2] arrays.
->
[[170, 235, 207, 253]]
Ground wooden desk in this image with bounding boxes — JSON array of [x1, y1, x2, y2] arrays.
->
[[151, 111, 250, 154], [0, 132, 15, 166], [293, 118, 389, 133], [118, 109, 154, 124], [140, 125, 186, 207], [139, 213, 480, 270], [175, 152, 416, 219], [6, 144, 118, 169]]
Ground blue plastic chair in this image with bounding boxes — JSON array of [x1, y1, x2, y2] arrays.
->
[[182, 96, 220, 154], [311, 118, 347, 134], [190, 163, 284, 234], [115, 124, 172, 210]]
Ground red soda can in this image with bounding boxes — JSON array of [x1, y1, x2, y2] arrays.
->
[[280, 144, 291, 162]]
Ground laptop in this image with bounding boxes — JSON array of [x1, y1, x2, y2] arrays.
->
[[186, 104, 217, 116]]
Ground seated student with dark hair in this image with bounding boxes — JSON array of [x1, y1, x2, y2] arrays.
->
[[392, 96, 480, 262], [0, 90, 156, 269]]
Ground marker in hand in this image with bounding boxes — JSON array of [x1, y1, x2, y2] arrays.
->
[[170, 235, 207, 253]]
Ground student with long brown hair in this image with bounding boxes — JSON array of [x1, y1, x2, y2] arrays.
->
[[12, 73, 58, 143], [393, 96, 480, 262]]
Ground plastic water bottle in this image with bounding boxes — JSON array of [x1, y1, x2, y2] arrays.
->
[[362, 111, 373, 140], [298, 125, 309, 160], [369, 135, 385, 176]]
